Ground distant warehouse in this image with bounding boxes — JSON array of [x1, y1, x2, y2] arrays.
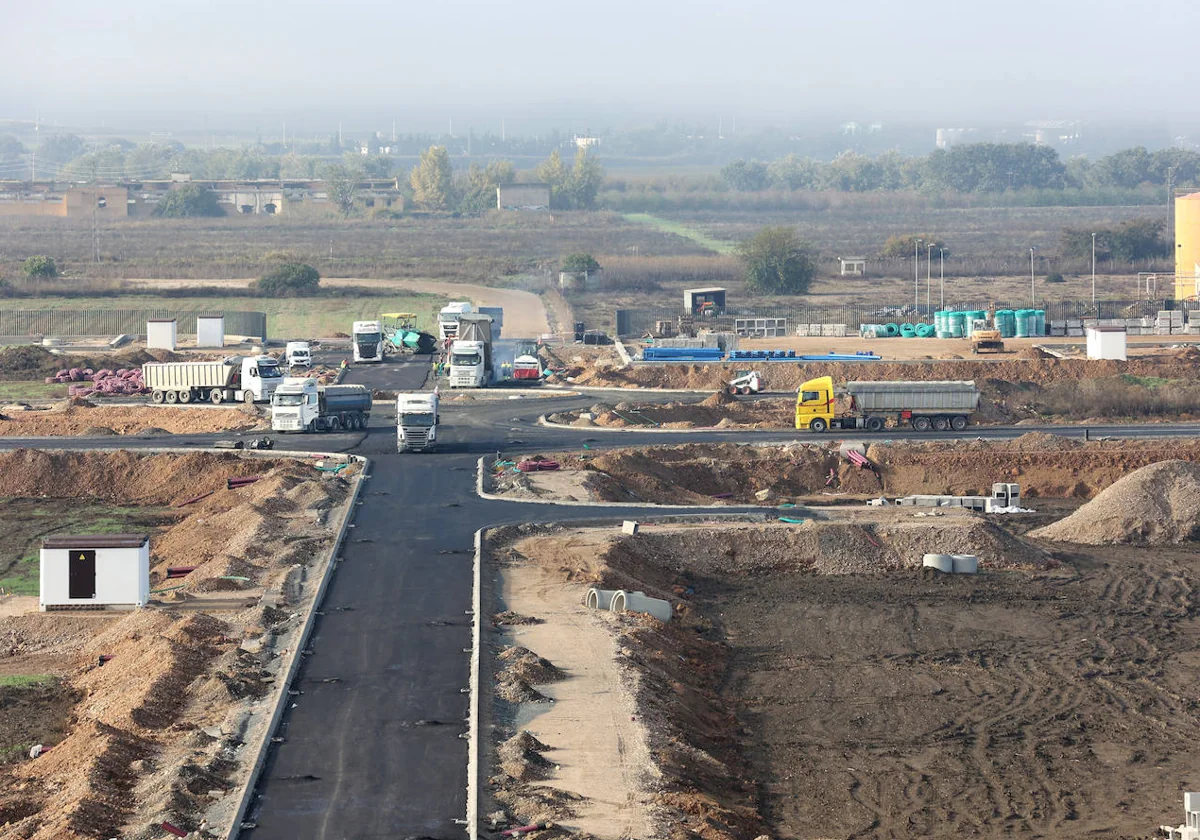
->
[[496, 183, 551, 211]]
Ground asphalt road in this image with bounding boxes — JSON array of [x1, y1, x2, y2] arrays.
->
[[3, 357, 1200, 838]]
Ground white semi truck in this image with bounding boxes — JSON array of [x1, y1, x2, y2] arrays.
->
[[271, 378, 372, 432], [352, 320, 385, 363], [438, 302, 473, 342], [143, 356, 282, 405], [396, 392, 439, 451], [449, 313, 494, 388]]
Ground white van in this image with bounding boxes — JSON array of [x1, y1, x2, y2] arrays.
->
[[286, 341, 312, 368]]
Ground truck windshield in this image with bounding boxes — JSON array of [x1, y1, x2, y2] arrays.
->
[[451, 353, 481, 366], [401, 412, 435, 427], [273, 394, 304, 406], [258, 364, 283, 378], [356, 333, 382, 343]]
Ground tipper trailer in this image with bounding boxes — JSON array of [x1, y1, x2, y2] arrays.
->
[[270, 378, 372, 432], [795, 376, 980, 432], [143, 356, 282, 405]]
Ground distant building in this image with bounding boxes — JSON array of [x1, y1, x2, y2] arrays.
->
[[496, 183, 550, 211], [0, 185, 130, 218], [839, 257, 868, 277], [574, 136, 599, 149]]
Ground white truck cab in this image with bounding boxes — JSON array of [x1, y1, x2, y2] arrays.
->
[[449, 340, 487, 388], [438, 302, 473, 342], [286, 341, 312, 368], [397, 392, 439, 451], [352, 321, 385, 363]]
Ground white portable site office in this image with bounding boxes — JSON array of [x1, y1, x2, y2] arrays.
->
[[147, 318, 178, 350], [196, 315, 226, 348], [1086, 326, 1127, 361], [39, 534, 150, 611]]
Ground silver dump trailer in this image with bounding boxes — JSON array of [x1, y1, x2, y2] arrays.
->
[[846, 380, 980, 432]]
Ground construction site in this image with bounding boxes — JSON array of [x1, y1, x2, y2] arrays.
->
[[0, 448, 357, 839], [482, 446, 1200, 839]]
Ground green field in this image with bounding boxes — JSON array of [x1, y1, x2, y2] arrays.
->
[[0, 293, 445, 339], [0, 675, 54, 688], [0, 382, 69, 401]]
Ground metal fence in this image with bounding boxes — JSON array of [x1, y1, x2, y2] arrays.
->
[[0, 309, 267, 340], [616, 299, 1198, 337]]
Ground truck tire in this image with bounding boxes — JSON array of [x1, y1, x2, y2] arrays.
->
[[151, 390, 165, 404], [354, 413, 366, 430], [307, 420, 317, 433], [912, 416, 931, 431], [809, 418, 828, 433], [178, 389, 192, 404], [951, 415, 968, 431], [865, 416, 885, 432], [210, 390, 224, 405], [165, 390, 179, 404], [932, 416, 949, 432], [243, 391, 255, 406], [328, 416, 341, 432]]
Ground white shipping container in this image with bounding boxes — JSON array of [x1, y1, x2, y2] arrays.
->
[[40, 534, 149, 610]]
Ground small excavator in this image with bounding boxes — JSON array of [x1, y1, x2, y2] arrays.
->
[[970, 318, 1006, 354]]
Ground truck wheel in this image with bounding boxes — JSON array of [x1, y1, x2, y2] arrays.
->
[[951, 415, 968, 431], [355, 413, 366, 430], [932, 416, 949, 432], [328, 416, 341, 432], [307, 420, 317, 433], [151, 390, 165, 404], [912, 416, 932, 432], [178, 389, 192, 404], [809, 418, 828, 433], [165, 390, 178, 404], [865, 416, 885, 432], [243, 391, 256, 406], [210, 390, 224, 405]]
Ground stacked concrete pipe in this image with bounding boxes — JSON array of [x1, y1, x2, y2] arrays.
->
[[585, 587, 673, 622]]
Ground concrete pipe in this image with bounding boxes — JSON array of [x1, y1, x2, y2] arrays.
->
[[609, 590, 673, 623], [585, 588, 618, 610], [922, 554, 954, 573], [951, 554, 979, 574]]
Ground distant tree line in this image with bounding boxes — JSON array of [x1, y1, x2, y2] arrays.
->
[[718, 144, 1200, 194]]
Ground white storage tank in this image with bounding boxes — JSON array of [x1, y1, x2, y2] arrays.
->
[[196, 315, 225, 348], [147, 319, 178, 351], [39, 534, 150, 611], [1086, 326, 1127, 361]]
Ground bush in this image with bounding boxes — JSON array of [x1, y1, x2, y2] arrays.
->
[[22, 255, 57, 279], [736, 226, 818, 295], [155, 184, 225, 218], [561, 253, 601, 274], [1045, 272, 1065, 283], [252, 263, 321, 297]]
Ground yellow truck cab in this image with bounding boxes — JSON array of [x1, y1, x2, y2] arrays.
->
[[795, 376, 981, 433], [795, 376, 837, 431]]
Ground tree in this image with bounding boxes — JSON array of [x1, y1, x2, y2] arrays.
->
[[535, 149, 571, 208], [566, 148, 604, 209], [324, 163, 361, 216], [767, 154, 819, 190], [409, 145, 454, 210], [458, 159, 515, 213], [22, 255, 57, 279], [721, 159, 769, 191], [253, 263, 320, 297], [736, 227, 818, 295], [561, 253, 600, 274], [880, 234, 947, 261], [38, 134, 86, 164], [155, 184, 224, 217]]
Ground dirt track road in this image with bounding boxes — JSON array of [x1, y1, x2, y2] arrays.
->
[[125, 278, 551, 338]]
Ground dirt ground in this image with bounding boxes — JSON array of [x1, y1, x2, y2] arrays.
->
[[492, 519, 1200, 840], [0, 450, 353, 839], [490, 436, 1200, 506], [0, 401, 266, 437], [548, 390, 794, 430], [734, 332, 1199, 360], [0, 345, 188, 383]]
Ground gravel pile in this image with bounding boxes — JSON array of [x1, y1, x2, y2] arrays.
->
[[1031, 459, 1200, 545]]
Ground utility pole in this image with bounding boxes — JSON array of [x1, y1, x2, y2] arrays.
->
[[1030, 247, 1037, 305], [1091, 232, 1097, 306], [926, 243, 934, 310], [939, 248, 945, 310], [915, 238, 922, 311], [91, 159, 99, 263]]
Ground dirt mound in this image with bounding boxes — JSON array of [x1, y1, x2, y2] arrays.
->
[[1018, 346, 1055, 360], [0, 405, 263, 437], [498, 731, 554, 782], [498, 646, 564, 684], [700, 389, 735, 407], [1031, 460, 1200, 545], [496, 673, 549, 704], [0, 346, 186, 382]]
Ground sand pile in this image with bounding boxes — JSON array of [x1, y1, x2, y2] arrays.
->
[[1031, 460, 1200, 545], [0, 346, 186, 382], [0, 404, 264, 437]]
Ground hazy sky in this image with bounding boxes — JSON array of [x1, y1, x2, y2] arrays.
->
[[4, 0, 1198, 132]]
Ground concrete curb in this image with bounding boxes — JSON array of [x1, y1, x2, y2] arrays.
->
[[224, 452, 370, 839], [466, 527, 483, 838], [476, 456, 783, 510]]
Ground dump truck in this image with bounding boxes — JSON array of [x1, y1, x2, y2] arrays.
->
[[396, 392, 439, 451], [144, 356, 282, 405], [449, 313, 495, 388], [270, 378, 372, 432], [438, 302, 473, 341], [795, 375, 980, 432]]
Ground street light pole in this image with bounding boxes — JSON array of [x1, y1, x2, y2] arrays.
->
[[927, 243, 934, 310], [1030, 247, 1036, 305], [915, 238, 922, 311], [1091, 232, 1096, 307], [939, 248, 945, 310]]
